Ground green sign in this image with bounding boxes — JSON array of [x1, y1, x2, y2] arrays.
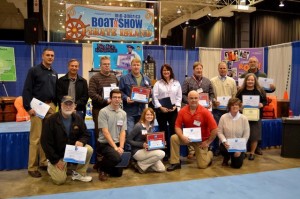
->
[[0, 46, 17, 82]]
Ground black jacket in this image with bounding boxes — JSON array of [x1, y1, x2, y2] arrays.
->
[[41, 112, 90, 165], [56, 73, 88, 113]]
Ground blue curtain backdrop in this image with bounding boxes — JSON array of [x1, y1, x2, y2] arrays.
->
[[0, 41, 31, 97], [290, 41, 300, 115], [165, 46, 199, 84]]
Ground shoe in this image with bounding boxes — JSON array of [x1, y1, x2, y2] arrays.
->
[[248, 154, 255, 161], [222, 158, 229, 166], [255, 147, 263, 155], [134, 163, 145, 174], [167, 163, 181, 172], [39, 166, 47, 171], [71, 171, 92, 182], [98, 171, 108, 181], [187, 153, 195, 159], [28, 170, 42, 178]]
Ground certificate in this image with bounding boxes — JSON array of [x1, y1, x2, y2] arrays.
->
[[63, 145, 87, 164], [131, 86, 151, 103], [183, 127, 202, 142], [30, 98, 50, 119], [227, 138, 247, 152], [198, 93, 209, 107], [217, 96, 231, 109], [258, 77, 274, 91], [242, 95, 260, 108], [147, 132, 165, 150], [103, 86, 119, 99], [243, 108, 260, 121]]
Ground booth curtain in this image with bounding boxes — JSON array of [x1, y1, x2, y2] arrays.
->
[[199, 48, 221, 79], [267, 43, 292, 99], [290, 41, 300, 115]]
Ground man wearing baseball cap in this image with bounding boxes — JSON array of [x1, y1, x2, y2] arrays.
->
[[41, 96, 93, 185]]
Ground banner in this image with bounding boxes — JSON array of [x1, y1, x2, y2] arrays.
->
[[221, 48, 264, 80], [0, 46, 17, 82], [92, 42, 143, 77], [66, 4, 154, 42]]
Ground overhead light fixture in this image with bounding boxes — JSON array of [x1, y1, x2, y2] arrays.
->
[[279, 1, 284, 7], [185, 21, 189, 25], [59, 0, 64, 5]]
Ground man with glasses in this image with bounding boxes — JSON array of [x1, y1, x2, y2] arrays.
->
[[167, 90, 218, 171], [96, 89, 127, 181], [88, 56, 118, 150], [41, 96, 93, 185]]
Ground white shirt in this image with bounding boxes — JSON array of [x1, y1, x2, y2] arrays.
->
[[152, 79, 182, 108]]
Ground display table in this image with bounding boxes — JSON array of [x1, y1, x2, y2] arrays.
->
[[0, 120, 96, 170], [261, 119, 282, 148]]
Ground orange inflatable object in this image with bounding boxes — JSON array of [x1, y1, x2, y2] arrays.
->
[[14, 96, 30, 122]]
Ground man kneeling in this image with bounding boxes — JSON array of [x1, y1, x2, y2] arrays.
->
[[41, 96, 93, 185], [167, 91, 218, 171]]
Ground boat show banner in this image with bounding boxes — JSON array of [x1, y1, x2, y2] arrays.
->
[[65, 4, 154, 42]]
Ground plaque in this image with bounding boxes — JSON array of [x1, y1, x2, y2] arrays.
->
[[146, 132, 165, 150], [131, 86, 151, 103]]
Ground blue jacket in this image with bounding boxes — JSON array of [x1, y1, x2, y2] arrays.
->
[[119, 73, 151, 116]]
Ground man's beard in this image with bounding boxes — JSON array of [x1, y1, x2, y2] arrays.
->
[[62, 110, 73, 116]]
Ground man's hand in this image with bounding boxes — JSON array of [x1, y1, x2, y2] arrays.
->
[[56, 160, 66, 171], [127, 97, 134, 104], [75, 141, 83, 147], [181, 136, 190, 145], [115, 147, 124, 155], [28, 109, 36, 116], [199, 140, 210, 149], [223, 142, 230, 149]]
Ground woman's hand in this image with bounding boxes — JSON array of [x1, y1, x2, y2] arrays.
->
[[159, 106, 168, 113], [143, 142, 148, 149]]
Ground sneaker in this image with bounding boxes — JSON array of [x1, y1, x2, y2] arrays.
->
[[72, 171, 92, 182]]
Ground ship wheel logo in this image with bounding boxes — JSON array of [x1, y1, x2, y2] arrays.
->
[[65, 14, 90, 40]]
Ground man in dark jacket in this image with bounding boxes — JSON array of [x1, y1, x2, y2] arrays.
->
[[41, 96, 93, 185], [57, 59, 88, 119]]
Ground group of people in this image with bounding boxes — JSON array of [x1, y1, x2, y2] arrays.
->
[[22, 47, 275, 185]]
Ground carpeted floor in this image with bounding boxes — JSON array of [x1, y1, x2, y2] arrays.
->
[[13, 168, 300, 199]]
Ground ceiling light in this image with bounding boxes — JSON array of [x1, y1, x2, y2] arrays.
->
[[185, 21, 189, 25], [59, 0, 64, 5], [177, 8, 181, 14], [279, 1, 284, 7]]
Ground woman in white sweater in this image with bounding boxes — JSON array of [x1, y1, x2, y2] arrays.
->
[[218, 98, 250, 168]]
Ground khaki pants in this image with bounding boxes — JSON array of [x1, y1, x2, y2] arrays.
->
[[133, 149, 166, 172], [169, 134, 213, 169], [47, 144, 93, 185], [28, 102, 56, 171]]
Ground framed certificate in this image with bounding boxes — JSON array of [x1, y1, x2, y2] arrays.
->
[[146, 132, 165, 150], [198, 93, 209, 107], [243, 108, 260, 121], [183, 127, 202, 142], [227, 138, 247, 152], [131, 86, 151, 103]]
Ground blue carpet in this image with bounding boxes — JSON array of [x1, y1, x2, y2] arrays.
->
[[14, 168, 300, 199]]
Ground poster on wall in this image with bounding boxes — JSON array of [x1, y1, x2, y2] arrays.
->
[[92, 42, 143, 77], [65, 4, 154, 42], [221, 48, 264, 80], [0, 46, 17, 82]]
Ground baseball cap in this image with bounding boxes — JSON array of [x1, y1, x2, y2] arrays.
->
[[127, 45, 134, 49], [61, 96, 75, 103]]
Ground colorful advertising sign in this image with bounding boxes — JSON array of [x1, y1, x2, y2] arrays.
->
[[0, 46, 16, 82], [65, 4, 154, 41], [221, 48, 264, 80], [92, 42, 143, 77]]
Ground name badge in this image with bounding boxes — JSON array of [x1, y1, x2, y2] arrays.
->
[[193, 120, 201, 126], [142, 130, 147, 135], [117, 120, 123, 126], [111, 83, 116, 87], [197, 88, 203, 93]]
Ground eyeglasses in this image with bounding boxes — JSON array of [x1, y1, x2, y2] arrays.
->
[[112, 96, 121, 99]]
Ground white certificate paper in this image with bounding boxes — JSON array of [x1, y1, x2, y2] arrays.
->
[[183, 127, 202, 142], [132, 93, 147, 102], [63, 145, 87, 164], [227, 138, 247, 152], [258, 77, 274, 91], [242, 95, 260, 108], [103, 86, 119, 99], [30, 98, 50, 119], [217, 96, 231, 109]]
